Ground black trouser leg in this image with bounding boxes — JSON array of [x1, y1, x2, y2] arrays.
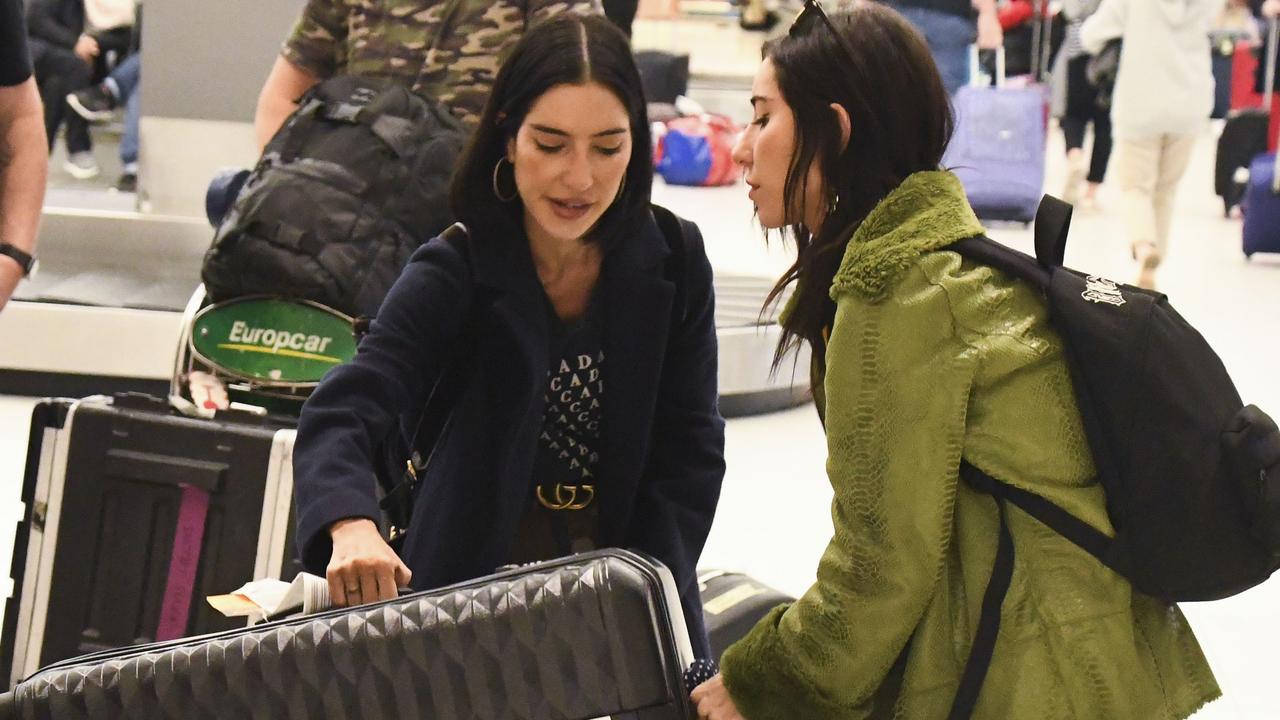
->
[[1061, 115, 1086, 152], [1087, 103, 1113, 184], [30, 40, 93, 155]]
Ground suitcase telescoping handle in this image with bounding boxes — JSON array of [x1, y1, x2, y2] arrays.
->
[[968, 45, 1007, 88], [1267, 15, 1279, 193]]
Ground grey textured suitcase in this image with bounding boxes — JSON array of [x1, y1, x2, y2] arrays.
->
[[0, 549, 696, 720], [0, 394, 299, 691]]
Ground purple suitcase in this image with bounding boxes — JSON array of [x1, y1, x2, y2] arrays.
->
[[944, 47, 1048, 223]]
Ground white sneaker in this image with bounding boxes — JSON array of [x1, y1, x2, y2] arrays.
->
[[1061, 155, 1086, 206], [63, 152, 100, 180]]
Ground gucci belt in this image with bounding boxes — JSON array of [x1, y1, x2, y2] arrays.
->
[[537, 483, 595, 511]]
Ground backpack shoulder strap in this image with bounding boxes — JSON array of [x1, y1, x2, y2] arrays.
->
[[948, 194, 1073, 290], [949, 236, 1052, 291], [1034, 194, 1072, 268]]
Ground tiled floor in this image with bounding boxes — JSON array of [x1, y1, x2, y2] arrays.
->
[[5, 66, 1280, 720]]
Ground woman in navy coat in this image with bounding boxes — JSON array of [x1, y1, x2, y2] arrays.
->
[[292, 13, 726, 659]]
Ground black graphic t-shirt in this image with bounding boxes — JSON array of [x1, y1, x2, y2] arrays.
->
[[533, 299, 605, 499], [507, 296, 605, 564]]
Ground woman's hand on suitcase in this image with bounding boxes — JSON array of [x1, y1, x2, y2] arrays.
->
[[327, 518, 412, 607], [691, 674, 746, 720]]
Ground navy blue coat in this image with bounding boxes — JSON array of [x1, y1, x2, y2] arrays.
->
[[293, 208, 726, 659]]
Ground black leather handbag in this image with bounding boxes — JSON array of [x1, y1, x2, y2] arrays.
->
[[0, 549, 698, 720]]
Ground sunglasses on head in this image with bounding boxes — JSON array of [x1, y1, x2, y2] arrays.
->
[[788, 0, 858, 65]]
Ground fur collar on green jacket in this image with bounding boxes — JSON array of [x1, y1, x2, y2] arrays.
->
[[830, 170, 984, 302]]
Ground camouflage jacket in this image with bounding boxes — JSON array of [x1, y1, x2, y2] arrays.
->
[[282, 0, 603, 127]]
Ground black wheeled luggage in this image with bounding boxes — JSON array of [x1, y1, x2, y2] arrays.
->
[[0, 394, 300, 690], [697, 570, 793, 661], [0, 549, 697, 720]]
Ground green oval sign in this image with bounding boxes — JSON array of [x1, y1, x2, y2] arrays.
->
[[191, 298, 356, 385]]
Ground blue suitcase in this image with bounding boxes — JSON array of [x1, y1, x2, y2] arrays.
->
[[1242, 152, 1280, 257], [944, 47, 1047, 223]]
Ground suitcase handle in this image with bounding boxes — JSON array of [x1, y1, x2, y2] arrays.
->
[[968, 45, 1007, 88], [1266, 16, 1279, 193], [1265, 16, 1278, 114]]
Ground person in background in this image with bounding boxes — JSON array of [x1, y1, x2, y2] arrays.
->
[[1082, 0, 1223, 289], [1059, 0, 1112, 210], [66, 51, 141, 192], [691, 2, 1219, 718], [26, 0, 136, 179], [1255, 0, 1280, 94], [292, 13, 725, 662], [1217, 0, 1261, 45], [1, 0, 49, 311], [603, 0, 640, 35], [886, 0, 1004, 95], [253, 0, 602, 150], [63, 3, 141, 192]]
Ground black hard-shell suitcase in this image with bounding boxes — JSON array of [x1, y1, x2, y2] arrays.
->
[[0, 549, 697, 720], [697, 570, 793, 661], [0, 394, 300, 690]]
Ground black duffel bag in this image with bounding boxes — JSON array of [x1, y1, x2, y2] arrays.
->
[[202, 76, 467, 318]]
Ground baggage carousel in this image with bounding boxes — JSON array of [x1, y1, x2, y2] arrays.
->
[[0, 203, 809, 416]]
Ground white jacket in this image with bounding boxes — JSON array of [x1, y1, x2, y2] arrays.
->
[[1080, 0, 1225, 139]]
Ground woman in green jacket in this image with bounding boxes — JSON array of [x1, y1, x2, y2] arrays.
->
[[691, 2, 1220, 718]]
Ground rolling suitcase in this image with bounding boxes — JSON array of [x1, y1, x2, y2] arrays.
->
[[1242, 151, 1280, 257], [1242, 17, 1280, 258], [1217, 23, 1280, 215], [697, 570, 793, 661], [0, 549, 697, 720], [1215, 109, 1269, 215], [1230, 38, 1263, 112], [944, 46, 1048, 223], [0, 394, 299, 691]]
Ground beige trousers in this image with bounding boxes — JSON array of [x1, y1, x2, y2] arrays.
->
[[1112, 133, 1198, 262]]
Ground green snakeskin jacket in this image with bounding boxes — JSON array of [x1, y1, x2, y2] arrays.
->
[[720, 171, 1220, 719]]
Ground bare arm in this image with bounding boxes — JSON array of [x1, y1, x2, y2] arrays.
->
[[973, 0, 1004, 50], [253, 55, 320, 152], [0, 78, 47, 311]]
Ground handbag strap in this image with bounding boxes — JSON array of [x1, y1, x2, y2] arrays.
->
[[392, 224, 475, 482]]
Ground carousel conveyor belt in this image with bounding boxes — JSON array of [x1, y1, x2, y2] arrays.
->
[[0, 207, 810, 415]]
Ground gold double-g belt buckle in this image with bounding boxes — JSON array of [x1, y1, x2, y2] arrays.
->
[[537, 483, 595, 511]]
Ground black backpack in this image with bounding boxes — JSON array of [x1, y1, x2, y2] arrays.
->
[[201, 76, 467, 318], [943, 196, 1280, 719]]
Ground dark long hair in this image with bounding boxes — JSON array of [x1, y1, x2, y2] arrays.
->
[[449, 13, 653, 249], [764, 3, 953, 367]]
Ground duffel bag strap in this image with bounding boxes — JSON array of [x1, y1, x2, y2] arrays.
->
[[378, 224, 475, 547]]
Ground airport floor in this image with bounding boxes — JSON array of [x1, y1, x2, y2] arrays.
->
[[2, 121, 1279, 716]]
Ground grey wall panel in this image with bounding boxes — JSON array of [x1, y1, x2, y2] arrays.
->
[[142, 0, 305, 123]]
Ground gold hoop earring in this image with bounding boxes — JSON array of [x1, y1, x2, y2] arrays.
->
[[492, 157, 518, 202]]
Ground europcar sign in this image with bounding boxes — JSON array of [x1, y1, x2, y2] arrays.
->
[[190, 298, 356, 385]]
